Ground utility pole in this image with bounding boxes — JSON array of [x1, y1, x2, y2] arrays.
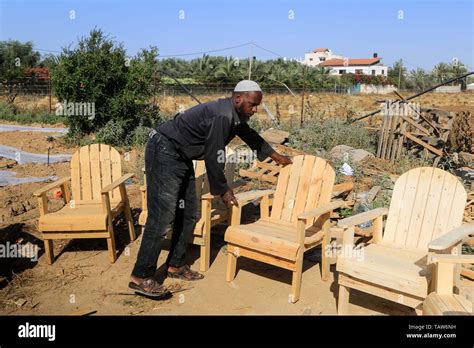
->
[[248, 41, 253, 80], [398, 59, 403, 90], [300, 65, 306, 128]]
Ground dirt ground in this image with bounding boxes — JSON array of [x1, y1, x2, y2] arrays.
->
[[1, 92, 473, 316]]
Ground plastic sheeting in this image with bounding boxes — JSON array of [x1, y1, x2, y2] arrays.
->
[[0, 170, 58, 187], [0, 145, 72, 164], [0, 124, 68, 133]]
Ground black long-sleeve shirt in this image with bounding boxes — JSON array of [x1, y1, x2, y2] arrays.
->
[[157, 97, 274, 195]]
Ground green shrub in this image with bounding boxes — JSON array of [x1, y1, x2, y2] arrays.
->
[[132, 126, 153, 147], [52, 28, 163, 141], [288, 118, 377, 154]]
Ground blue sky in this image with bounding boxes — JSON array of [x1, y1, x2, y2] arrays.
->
[[1, 0, 472, 70]]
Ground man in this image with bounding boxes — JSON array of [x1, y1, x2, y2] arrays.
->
[[129, 80, 292, 298]]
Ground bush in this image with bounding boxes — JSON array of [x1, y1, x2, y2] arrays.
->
[[288, 118, 377, 154], [0, 101, 65, 124], [52, 28, 163, 141], [95, 120, 127, 146], [131, 125, 153, 146]]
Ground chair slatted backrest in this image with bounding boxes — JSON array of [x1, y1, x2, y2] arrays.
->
[[70, 144, 122, 202], [270, 155, 335, 227], [383, 167, 467, 251], [198, 147, 236, 197]]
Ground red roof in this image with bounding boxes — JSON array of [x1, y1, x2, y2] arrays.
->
[[320, 58, 381, 66], [313, 48, 329, 53]]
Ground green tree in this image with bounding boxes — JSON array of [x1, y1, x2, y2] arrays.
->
[[0, 40, 40, 104], [388, 59, 407, 89], [52, 28, 162, 139]]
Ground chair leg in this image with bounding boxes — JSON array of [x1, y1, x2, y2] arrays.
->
[[107, 225, 117, 263], [338, 284, 350, 315], [321, 231, 330, 281], [124, 204, 136, 241], [226, 246, 237, 282], [291, 258, 303, 303], [200, 231, 211, 272], [43, 239, 54, 265], [414, 305, 423, 316]]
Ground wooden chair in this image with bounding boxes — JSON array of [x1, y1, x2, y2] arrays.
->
[[225, 155, 345, 303], [34, 144, 136, 264], [138, 148, 243, 272], [335, 167, 473, 314], [423, 254, 473, 315]]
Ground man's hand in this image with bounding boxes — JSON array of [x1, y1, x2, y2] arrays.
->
[[270, 151, 293, 166], [221, 188, 239, 207]]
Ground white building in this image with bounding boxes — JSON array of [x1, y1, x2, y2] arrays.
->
[[303, 48, 343, 66], [303, 48, 388, 77]]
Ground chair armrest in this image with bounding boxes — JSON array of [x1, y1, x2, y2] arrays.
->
[[428, 223, 474, 251], [337, 208, 389, 229], [429, 254, 474, 264], [298, 200, 347, 221], [101, 173, 134, 194], [202, 189, 275, 204], [234, 190, 275, 205], [33, 176, 71, 197]]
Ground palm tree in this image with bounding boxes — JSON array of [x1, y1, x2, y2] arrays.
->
[[432, 62, 451, 83], [409, 68, 431, 91]]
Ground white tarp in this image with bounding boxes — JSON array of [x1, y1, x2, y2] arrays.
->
[[0, 124, 68, 133], [0, 170, 58, 187], [0, 145, 72, 164]]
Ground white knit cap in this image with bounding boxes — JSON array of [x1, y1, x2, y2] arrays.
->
[[234, 80, 262, 92]]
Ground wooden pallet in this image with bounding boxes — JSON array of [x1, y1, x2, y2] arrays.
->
[[239, 144, 306, 184], [376, 100, 453, 164]]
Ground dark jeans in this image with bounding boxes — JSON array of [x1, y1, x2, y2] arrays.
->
[[132, 131, 197, 279]]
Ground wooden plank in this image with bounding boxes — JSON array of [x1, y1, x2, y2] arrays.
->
[[89, 144, 102, 201], [383, 171, 409, 243], [445, 180, 468, 233], [270, 161, 292, 220], [303, 157, 326, 226], [367, 186, 381, 203], [436, 262, 454, 295], [392, 168, 421, 246], [225, 226, 298, 261], [339, 273, 424, 309], [291, 156, 315, 223], [99, 145, 113, 201], [338, 208, 388, 229], [405, 168, 435, 248], [432, 173, 463, 241], [70, 152, 82, 201], [376, 108, 386, 157], [234, 245, 296, 271], [280, 155, 303, 221], [402, 131, 443, 157], [314, 163, 335, 228], [332, 182, 354, 197], [110, 147, 122, 200], [79, 146, 92, 201], [417, 169, 446, 250], [42, 231, 110, 239], [400, 114, 431, 136]]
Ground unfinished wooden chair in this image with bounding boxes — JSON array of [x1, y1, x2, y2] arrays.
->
[[34, 144, 136, 264], [225, 155, 345, 303], [423, 254, 473, 315], [138, 148, 242, 272], [335, 167, 473, 314]]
